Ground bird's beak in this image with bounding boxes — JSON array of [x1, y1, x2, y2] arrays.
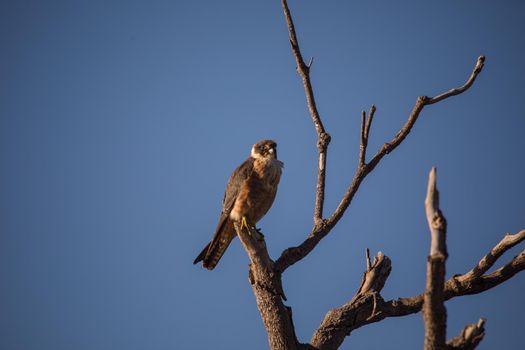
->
[[269, 148, 277, 158]]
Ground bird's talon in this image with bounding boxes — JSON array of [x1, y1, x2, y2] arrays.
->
[[240, 216, 249, 231]]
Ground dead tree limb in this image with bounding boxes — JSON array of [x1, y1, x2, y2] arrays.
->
[[225, 2, 522, 349], [305, 230, 524, 349], [281, 0, 329, 228], [311, 230, 524, 336], [309, 251, 391, 349], [446, 318, 486, 350], [424, 171, 487, 350], [305, 171, 522, 349], [423, 167, 448, 350], [359, 106, 376, 168], [456, 230, 525, 283], [275, 0, 485, 274], [234, 223, 299, 350]]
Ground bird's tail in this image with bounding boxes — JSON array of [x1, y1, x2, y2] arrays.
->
[[193, 220, 235, 270]]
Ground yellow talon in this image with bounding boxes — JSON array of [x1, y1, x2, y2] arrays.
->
[[240, 216, 249, 231]]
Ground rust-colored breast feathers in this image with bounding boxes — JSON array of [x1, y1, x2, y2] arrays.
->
[[230, 158, 282, 224]]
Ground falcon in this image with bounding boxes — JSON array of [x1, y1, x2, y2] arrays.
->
[[193, 140, 283, 270]]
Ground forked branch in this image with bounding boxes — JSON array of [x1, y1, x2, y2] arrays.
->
[[310, 251, 392, 349], [331, 55, 485, 230], [447, 318, 486, 350], [306, 228, 523, 349], [314, 230, 525, 339], [359, 105, 376, 167], [456, 229, 525, 282], [281, 0, 329, 227], [306, 171, 522, 349], [276, 0, 485, 273], [234, 3, 519, 350]]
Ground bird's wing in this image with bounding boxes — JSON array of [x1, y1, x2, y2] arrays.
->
[[221, 157, 254, 214], [211, 157, 254, 237], [193, 158, 254, 269]]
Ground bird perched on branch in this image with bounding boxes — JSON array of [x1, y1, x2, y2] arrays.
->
[[194, 140, 283, 270]]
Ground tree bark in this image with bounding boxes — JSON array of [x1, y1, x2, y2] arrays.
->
[[221, 2, 525, 349], [234, 223, 299, 350], [423, 168, 448, 350]]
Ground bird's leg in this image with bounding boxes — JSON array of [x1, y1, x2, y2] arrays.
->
[[240, 217, 264, 241], [240, 216, 250, 231]]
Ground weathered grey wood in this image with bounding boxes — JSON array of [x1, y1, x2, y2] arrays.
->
[[423, 168, 448, 350], [310, 252, 391, 349], [223, 3, 524, 349], [234, 222, 299, 350], [447, 318, 486, 350]]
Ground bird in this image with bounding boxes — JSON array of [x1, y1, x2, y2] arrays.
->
[[194, 140, 283, 270]]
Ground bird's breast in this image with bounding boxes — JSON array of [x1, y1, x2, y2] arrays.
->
[[229, 158, 283, 224], [254, 159, 283, 186]]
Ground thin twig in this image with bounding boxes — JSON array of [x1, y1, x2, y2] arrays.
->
[[364, 105, 376, 142], [281, 0, 329, 227], [366, 248, 371, 271], [359, 111, 367, 167], [307, 56, 314, 68], [359, 105, 377, 167], [456, 229, 525, 282], [429, 56, 485, 104]]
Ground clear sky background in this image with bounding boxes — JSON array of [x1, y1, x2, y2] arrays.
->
[[1, 1, 524, 349]]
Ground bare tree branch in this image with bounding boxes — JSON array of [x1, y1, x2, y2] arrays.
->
[[231, 3, 515, 349], [275, 54, 485, 273], [423, 167, 448, 350], [447, 247, 525, 296], [364, 105, 375, 147], [359, 111, 366, 167], [365, 247, 372, 271], [456, 229, 525, 282], [304, 230, 524, 348], [447, 318, 486, 350], [340, 233, 525, 331], [331, 56, 486, 229], [422, 169, 486, 349], [277, 1, 486, 274], [281, 0, 330, 227], [429, 57, 485, 104], [359, 105, 376, 167], [310, 252, 392, 349], [234, 223, 299, 350]]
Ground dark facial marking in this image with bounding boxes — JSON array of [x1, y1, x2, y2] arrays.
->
[[253, 140, 277, 158]]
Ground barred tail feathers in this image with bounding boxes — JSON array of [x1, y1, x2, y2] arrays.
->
[[194, 219, 236, 270], [193, 243, 210, 265]]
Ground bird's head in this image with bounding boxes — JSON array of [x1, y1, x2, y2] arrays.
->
[[251, 140, 278, 160]]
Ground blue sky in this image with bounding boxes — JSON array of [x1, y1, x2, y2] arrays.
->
[[1, 1, 524, 349]]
